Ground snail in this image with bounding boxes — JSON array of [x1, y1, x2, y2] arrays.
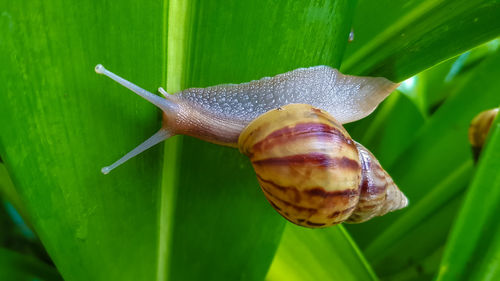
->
[[469, 108, 499, 161], [95, 64, 408, 227]]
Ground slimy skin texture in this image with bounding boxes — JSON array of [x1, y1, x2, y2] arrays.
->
[[95, 65, 409, 226], [96, 64, 398, 148], [175, 66, 398, 140]]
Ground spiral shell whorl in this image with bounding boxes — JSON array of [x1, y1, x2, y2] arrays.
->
[[238, 104, 362, 228], [346, 142, 408, 223]]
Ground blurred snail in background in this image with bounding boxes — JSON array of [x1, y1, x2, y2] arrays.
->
[[95, 64, 408, 228], [469, 108, 499, 162]]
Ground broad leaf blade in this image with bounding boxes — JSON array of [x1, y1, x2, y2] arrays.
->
[[436, 115, 500, 281], [0, 0, 357, 280], [162, 1, 356, 280], [366, 163, 472, 279], [0, 163, 28, 224], [346, 91, 425, 167], [267, 224, 377, 281], [0, 247, 62, 281], [342, 0, 500, 81], [346, 49, 500, 278], [0, 1, 165, 280]]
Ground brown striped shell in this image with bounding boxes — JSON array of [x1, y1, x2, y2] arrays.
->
[[238, 104, 408, 228], [469, 108, 499, 161], [347, 142, 408, 223]]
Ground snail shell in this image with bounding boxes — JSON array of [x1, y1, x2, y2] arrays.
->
[[469, 108, 499, 161], [349, 142, 408, 223], [239, 104, 408, 227]]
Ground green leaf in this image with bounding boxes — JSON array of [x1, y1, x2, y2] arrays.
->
[[349, 91, 425, 167], [1, 1, 164, 280], [346, 49, 500, 278], [0, 247, 62, 281], [365, 162, 472, 279], [347, 48, 500, 245], [436, 115, 500, 281], [342, 0, 500, 81], [163, 1, 356, 279], [0, 163, 28, 224], [382, 246, 444, 281], [417, 39, 500, 114], [0, 1, 356, 280], [387, 49, 500, 209], [345, 91, 426, 185], [266, 224, 377, 281]]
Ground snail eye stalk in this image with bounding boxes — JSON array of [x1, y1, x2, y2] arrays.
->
[[95, 64, 177, 113], [95, 64, 178, 174]]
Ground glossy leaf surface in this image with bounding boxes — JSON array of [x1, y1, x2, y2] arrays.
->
[[267, 224, 377, 281], [342, 0, 500, 81], [1, 1, 165, 280], [2, 0, 500, 280], [163, 1, 355, 280], [0, 0, 356, 280], [346, 47, 500, 279], [437, 114, 500, 280]]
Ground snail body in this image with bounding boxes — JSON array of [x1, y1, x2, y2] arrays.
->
[[95, 64, 407, 227]]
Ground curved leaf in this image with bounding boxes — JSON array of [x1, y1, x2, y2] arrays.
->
[[0, 248, 62, 281], [346, 48, 500, 279], [342, 0, 500, 81], [437, 115, 500, 281], [266, 224, 377, 281]]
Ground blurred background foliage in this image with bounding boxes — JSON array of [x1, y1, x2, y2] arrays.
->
[[0, 0, 499, 280]]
